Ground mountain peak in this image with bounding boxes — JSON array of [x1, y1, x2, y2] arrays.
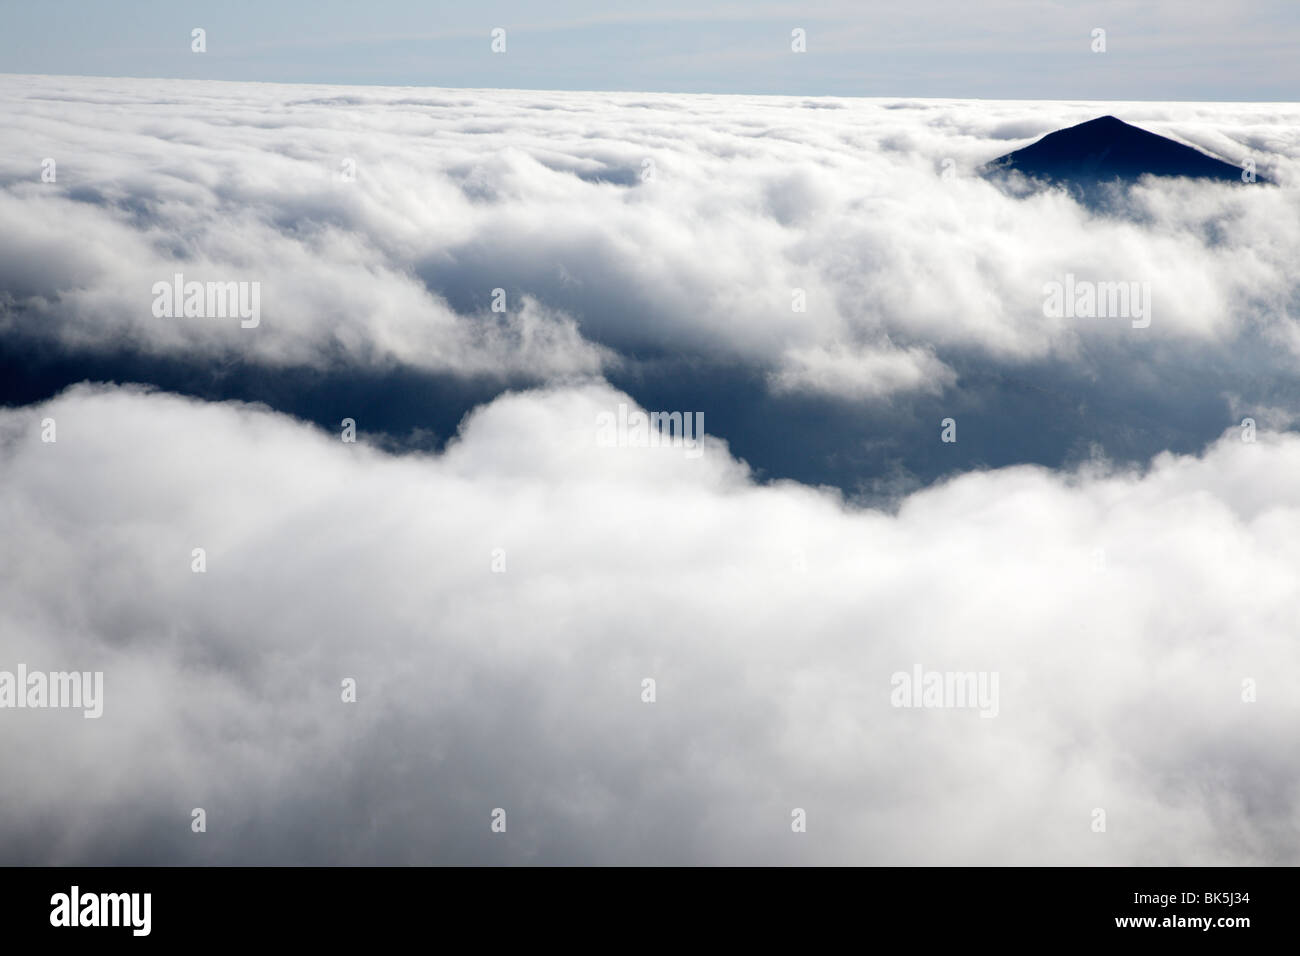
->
[[984, 115, 1258, 189]]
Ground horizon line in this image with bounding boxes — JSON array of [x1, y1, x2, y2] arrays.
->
[[2, 71, 1297, 106]]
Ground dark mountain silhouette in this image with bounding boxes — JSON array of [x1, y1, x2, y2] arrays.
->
[[984, 115, 1262, 194]]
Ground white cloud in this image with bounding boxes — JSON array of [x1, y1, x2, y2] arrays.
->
[[769, 342, 956, 399], [2, 75, 1298, 401], [1, 383, 1296, 863]]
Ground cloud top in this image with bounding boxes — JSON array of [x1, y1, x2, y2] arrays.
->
[[1, 382, 1296, 864]]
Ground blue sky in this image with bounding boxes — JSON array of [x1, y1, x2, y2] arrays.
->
[[1, 0, 1297, 100]]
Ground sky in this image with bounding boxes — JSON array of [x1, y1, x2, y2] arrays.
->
[[2, 0, 1299, 100]]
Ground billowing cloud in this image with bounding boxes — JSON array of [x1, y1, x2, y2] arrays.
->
[[1, 383, 1296, 864], [2, 74, 1298, 408]]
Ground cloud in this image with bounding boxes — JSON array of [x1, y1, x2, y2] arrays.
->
[[1, 382, 1296, 864], [769, 342, 956, 400], [3, 76, 1300, 864], [2, 74, 1298, 410]]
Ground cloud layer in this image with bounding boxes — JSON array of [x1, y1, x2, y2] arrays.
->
[[1, 383, 1296, 864], [3, 74, 1299, 405], [3, 75, 1299, 864]]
